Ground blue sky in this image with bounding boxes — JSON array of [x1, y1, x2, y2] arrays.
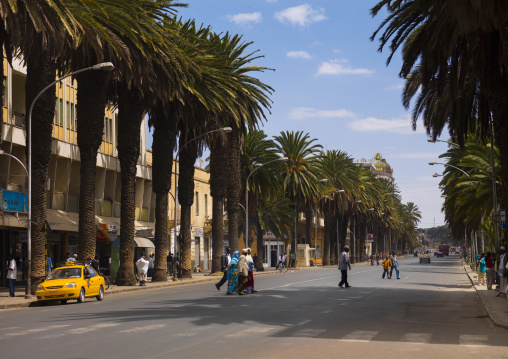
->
[[147, 0, 449, 228]]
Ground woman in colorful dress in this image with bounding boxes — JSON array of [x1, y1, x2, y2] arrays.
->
[[226, 251, 239, 294], [245, 248, 255, 294]]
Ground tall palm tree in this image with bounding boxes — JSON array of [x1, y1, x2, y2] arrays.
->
[[274, 131, 322, 263]]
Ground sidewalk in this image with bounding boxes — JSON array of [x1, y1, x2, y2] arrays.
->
[[463, 260, 508, 329], [0, 260, 376, 310]]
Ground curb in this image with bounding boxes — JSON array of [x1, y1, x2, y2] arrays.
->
[[462, 260, 508, 330]]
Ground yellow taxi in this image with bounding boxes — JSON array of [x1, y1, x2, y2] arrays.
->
[[36, 263, 106, 304], [419, 253, 431, 264]]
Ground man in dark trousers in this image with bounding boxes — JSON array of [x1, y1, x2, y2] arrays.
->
[[338, 245, 352, 288], [215, 247, 231, 290]]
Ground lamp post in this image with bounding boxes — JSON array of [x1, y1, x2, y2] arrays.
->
[[26, 62, 114, 298], [245, 157, 287, 260], [428, 161, 470, 177], [332, 189, 345, 265], [0, 150, 28, 175], [172, 127, 232, 281]]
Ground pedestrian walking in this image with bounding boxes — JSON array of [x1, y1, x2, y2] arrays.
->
[[478, 253, 486, 286], [148, 253, 154, 278], [237, 249, 249, 295], [226, 251, 239, 294], [338, 245, 352, 288], [382, 257, 389, 279], [388, 252, 395, 279], [91, 255, 100, 272], [497, 247, 507, 297], [45, 255, 53, 276], [136, 254, 149, 286], [215, 247, 231, 291], [485, 252, 495, 290], [245, 248, 255, 294], [7, 254, 17, 297], [390, 251, 400, 279], [376, 253, 380, 266]]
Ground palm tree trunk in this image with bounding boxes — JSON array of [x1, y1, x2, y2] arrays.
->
[[211, 196, 224, 273], [178, 133, 198, 279], [227, 124, 241, 251], [210, 141, 228, 273], [323, 211, 333, 265], [255, 219, 264, 271], [25, 49, 56, 293], [306, 207, 313, 247], [75, 71, 108, 262], [151, 104, 176, 282], [116, 86, 144, 286]]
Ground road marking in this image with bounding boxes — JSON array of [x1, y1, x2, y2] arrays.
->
[[459, 334, 488, 346], [321, 310, 333, 314], [119, 324, 165, 334], [293, 328, 326, 337], [401, 333, 432, 344], [4, 325, 70, 338], [296, 320, 311, 326], [225, 326, 276, 338], [68, 323, 120, 334], [341, 330, 378, 342]]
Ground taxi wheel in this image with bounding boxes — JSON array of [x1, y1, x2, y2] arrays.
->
[[77, 288, 85, 303], [60, 300, 67, 305], [96, 286, 104, 301]]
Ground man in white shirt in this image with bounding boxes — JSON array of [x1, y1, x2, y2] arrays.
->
[[148, 254, 154, 277], [7, 254, 17, 297], [136, 255, 149, 286]]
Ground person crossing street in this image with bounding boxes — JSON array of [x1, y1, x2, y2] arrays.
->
[[338, 246, 352, 288]]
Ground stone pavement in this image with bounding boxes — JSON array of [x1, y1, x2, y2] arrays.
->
[[463, 260, 508, 329], [0, 260, 378, 310]]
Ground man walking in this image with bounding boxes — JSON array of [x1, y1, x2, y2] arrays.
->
[[237, 249, 249, 295], [390, 251, 400, 279], [497, 247, 507, 297], [7, 254, 17, 297], [382, 256, 389, 279], [338, 245, 352, 288], [215, 247, 231, 290], [148, 253, 154, 278]]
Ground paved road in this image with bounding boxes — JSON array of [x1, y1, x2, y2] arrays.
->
[[1, 255, 507, 359]]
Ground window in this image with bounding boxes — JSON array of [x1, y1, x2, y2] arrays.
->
[[195, 192, 199, 216], [204, 194, 208, 217]]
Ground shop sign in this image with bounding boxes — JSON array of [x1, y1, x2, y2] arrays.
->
[[196, 227, 204, 236], [1, 189, 28, 213], [97, 223, 118, 242], [500, 209, 507, 229], [135, 229, 153, 238], [263, 231, 276, 239], [19, 230, 28, 243]]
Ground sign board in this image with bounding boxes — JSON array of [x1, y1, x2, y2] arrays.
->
[[196, 227, 204, 236], [97, 223, 118, 242], [19, 230, 28, 243], [366, 239, 374, 243], [263, 230, 276, 239], [135, 229, 153, 238], [1, 189, 28, 213], [368, 234, 374, 240], [500, 209, 507, 229]]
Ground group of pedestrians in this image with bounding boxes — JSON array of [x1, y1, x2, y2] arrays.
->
[[381, 251, 400, 279], [476, 246, 508, 298], [215, 247, 256, 295]]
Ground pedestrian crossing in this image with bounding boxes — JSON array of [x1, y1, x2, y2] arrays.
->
[[0, 324, 495, 347]]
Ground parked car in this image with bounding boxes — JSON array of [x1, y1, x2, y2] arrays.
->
[[36, 263, 105, 305], [419, 253, 431, 263]]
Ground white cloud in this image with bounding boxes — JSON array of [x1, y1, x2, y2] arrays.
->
[[289, 107, 356, 120], [389, 152, 443, 159], [227, 12, 262, 26], [384, 83, 404, 91], [349, 116, 425, 134], [316, 60, 373, 75], [275, 4, 327, 26], [287, 51, 312, 59]]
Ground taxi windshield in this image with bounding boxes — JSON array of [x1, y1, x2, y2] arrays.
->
[[47, 268, 81, 280]]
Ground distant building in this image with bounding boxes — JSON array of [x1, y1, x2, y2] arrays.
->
[[355, 152, 394, 182]]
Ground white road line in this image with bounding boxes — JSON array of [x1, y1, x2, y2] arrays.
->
[[4, 325, 70, 337], [459, 334, 488, 346], [401, 333, 432, 344], [341, 330, 378, 342], [119, 324, 165, 334], [296, 320, 311, 326], [68, 323, 120, 334], [225, 326, 276, 338]]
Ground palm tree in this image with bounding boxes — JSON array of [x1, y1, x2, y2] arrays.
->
[[371, 0, 508, 218], [242, 130, 285, 270], [273, 131, 322, 264]]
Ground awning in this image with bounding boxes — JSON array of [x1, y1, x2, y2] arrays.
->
[[0, 212, 27, 228], [46, 209, 79, 232], [111, 237, 154, 248]]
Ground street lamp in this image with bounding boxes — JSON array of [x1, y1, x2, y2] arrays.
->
[[245, 157, 287, 263], [432, 173, 442, 178], [427, 137, 459, 147], [0, 150, 28, 175], [429, 161, 470, 177], [26, 62, 114, 298], [172, 127, 232, 281]]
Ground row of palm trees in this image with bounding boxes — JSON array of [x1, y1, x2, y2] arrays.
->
[[371, 0, 508, 253], [241, 130, 422, 269], [1, 1, 274, 292]]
